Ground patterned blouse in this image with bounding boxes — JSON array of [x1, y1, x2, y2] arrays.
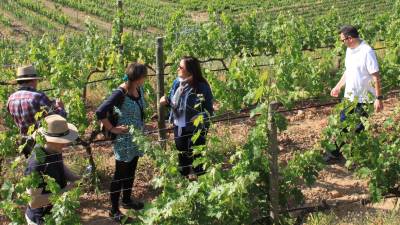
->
[[96, 87, 145, 162]]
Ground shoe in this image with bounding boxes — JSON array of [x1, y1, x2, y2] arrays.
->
[[188, 174, 198, 181], [122, 199, 144, 210], [109, 210, 133, 224]]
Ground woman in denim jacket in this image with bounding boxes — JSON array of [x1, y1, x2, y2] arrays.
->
[[160, 56, 214, 178]]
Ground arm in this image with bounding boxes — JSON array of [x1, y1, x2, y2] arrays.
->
[[365, 49, 383, 112], [6, 98, 11, 114], [27, 188, 51, 209], [96, 88, 128, 134], [38, 93, 67, 117], [372, 72, 382, 97], [99, 119, 128, 134], [160, 79, 179, 106], [190, 84, 214, 122], [95, 88, 124, 120], [167, 80, 179, 105], [27, 183, 75, 209], [203, 84, 214, 116], [100, 118, 115, 131], [330, 72, 346, 97], [372, 71, 383, 112], [63, 164, 80, 182], [25, 159, 76, 209]]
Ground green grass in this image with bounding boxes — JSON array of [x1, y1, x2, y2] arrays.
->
[[0, 0, 395, 44], [10, 0, 393, 36]]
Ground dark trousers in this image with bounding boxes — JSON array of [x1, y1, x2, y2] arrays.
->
[[174, 126, 206, 176], [110, 157, 139, 212], [332, 103, 369, 157]]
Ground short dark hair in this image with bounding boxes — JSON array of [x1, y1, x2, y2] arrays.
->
[[125, 62, 147, 81], [17, 80, 34, 85], [339, 25, 359, 38]]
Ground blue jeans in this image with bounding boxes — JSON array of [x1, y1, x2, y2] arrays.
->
[[333, 103, 369, 157], [340, 103, 368, 132]]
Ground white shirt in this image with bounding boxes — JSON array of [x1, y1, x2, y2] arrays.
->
[[174, 113, 186, 127], [344, 41, 379, 103]]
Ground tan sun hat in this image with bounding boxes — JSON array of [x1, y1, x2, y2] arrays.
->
[[37, 115, 79, 144], [16, 65, 42, 81]]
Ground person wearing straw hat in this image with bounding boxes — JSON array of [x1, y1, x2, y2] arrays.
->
[[7, 65, 66, 157], [24, 114, 80, 225]]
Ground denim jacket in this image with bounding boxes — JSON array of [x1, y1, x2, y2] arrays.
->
[[167, 78, 213, 133]]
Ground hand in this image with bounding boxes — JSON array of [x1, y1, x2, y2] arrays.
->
[[70, 174, 81, 182], [374, 99, 383, 112], [144, 124, 155, 131], [160, 96, 168, 106], [55, 99, 64, 108], [111, 125, 129, 134], [330, 86, 341, 97]]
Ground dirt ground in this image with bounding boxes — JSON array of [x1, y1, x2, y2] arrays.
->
[[72, 96, 399, 224], [1, 96, 399, 225], [0, 8, 33, 42], [41, 0, 113, 33]]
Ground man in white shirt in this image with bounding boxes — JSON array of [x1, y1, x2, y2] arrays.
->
[[331, 25, 383, 109], [326, 25, 383, 162]]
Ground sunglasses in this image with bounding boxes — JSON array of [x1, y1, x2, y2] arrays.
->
[[340, 37, 350, 42]]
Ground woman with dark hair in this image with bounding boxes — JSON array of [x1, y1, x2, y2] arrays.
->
[[96, 62, 147, 222], [160, 56, 214, 178]]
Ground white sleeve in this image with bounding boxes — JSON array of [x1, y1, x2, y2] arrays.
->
[[366, 50, 379, 74]]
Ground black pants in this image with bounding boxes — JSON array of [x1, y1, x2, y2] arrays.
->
[[174, 126, 206, 176], [110, 157, 139, 212], [332, 103, 369, 157]]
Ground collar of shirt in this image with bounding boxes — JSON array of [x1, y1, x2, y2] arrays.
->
[[18, 86, 37, 92], [348, 40, 365, 53]]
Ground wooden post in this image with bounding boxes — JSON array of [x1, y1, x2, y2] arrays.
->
[[268, 101, 280, 224], [156, 37, 167, 146], [77, 133, 98, 189], [117, 0, 123, 58]]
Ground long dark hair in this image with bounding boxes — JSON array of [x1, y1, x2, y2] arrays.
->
[[181, 56, 208, 89]]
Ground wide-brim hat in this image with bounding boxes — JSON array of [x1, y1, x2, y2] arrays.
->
[[15, 65, 42, 81], [37, 115, 79, 144]]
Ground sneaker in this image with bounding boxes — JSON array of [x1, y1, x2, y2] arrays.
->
[[109, 210, 133, 224], [122, 199, 144, 210]]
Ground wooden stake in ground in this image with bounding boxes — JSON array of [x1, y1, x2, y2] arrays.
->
[[268, 101, 280, 224], [117, 0, 123, 60], [156, 37, 167, 147]]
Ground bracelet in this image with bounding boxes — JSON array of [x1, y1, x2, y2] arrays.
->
[[376, 95, 383, 100]]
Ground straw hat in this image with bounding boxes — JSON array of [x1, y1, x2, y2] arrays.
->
[[16, 65, 42, 81], [38, 115, 78, 144]]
